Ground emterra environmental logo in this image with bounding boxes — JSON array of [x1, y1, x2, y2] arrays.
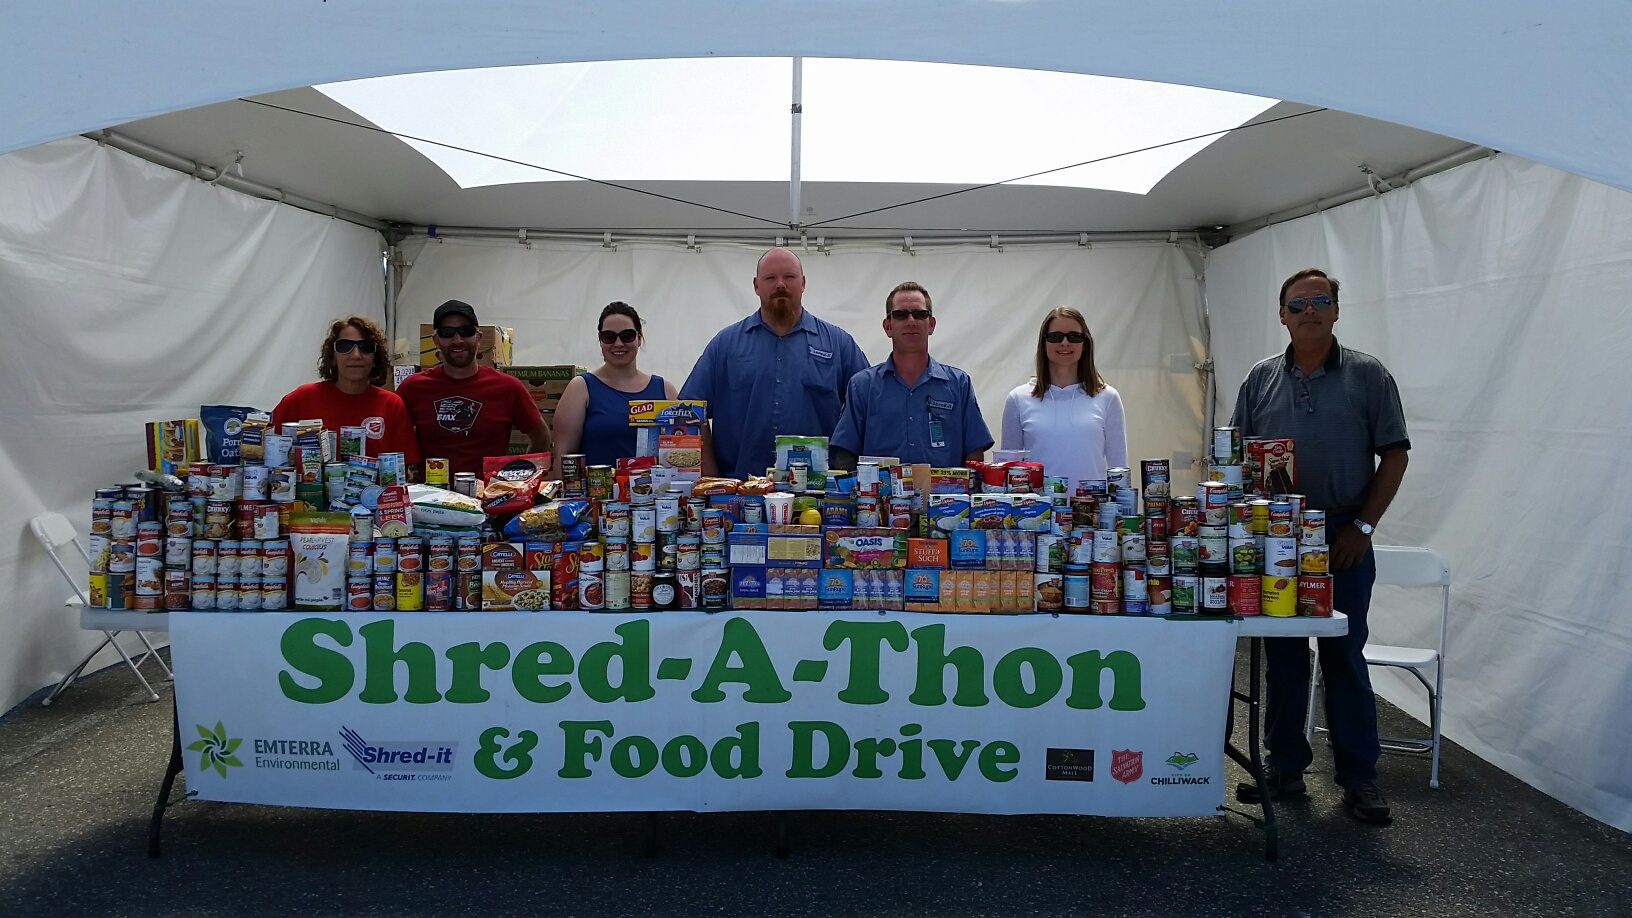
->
[[186, 722, 244, 778]]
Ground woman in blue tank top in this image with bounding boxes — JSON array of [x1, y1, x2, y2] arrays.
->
[[552, 302, 675, 468]]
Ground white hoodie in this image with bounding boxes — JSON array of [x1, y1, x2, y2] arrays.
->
[[1000, 380, 1128, 486]]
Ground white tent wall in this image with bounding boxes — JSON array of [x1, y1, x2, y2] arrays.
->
[[1207, 153, 1632, 832], [0, 137, 385, 715], [393, 238, 1208, 488]]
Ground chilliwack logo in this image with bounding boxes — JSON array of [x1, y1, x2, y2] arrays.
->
[[186, 722, 244, 778], [1166, 752, 1199, 770], [1151, 751, 1211, 786]]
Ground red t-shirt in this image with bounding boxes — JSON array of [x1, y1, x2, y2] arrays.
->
[[396, 365, 544, 477], [270, 382, 423, 464]]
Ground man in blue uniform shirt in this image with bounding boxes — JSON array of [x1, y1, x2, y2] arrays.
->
[[681, 247, 869, 480], [830, 282, 993, 469]]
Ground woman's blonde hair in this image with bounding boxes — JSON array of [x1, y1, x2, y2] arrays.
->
[[1031, 306, 1104, 398]]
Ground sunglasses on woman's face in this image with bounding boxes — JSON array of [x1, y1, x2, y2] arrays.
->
[[1044, 331, 1088, 344], [333, 339, 377, 354], [599, 328, 639, 345]]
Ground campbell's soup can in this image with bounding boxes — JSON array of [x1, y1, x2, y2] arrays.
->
[[1171, 574, 1198, 613], [343, 575, 370, 611], [373, 573, 396, 611], [1298, 574, 1334, 617], [1261, 574, 1298, 617], [1199, 575, 1229, 613], [456, 536, 482, 571], [191, 576, 216, 611], [1227, 502, 1254, 539], [239, 541, 264, 578], [109, 501, 138, 539], [348, 543, 372, 576], [1198, 481, 1232, 526], [887, 497, 914, 530], [165, 498, 192, 538], [604, 538, 630, 572], [1167, 495, 1201, 537], [1266, 502, 1296, 538], [700, 509, 727, 544], [397, 536, 424, 573], [1146, 539, 1171, 576], [1299, 544, 1329, 575], [675, 534, 701, 571], [1227, 574, 1261, 615], [1006, 465, 1034, 494], [426, 538, 457, 573], [261, 576, 288, 610], [396, 572, 425, 612], [427, 571, 453, 607], [373, 537, 398, 572], [1300, 510, 1327, 546], [214, 573, 240, 611], [191, 539, 217, 576], [262, 539, 290, 577], [601, 504, 632, 541], [238, 576, 263, 611], [854, 495, 882, 528], [91, 497, 114, 535], [217, 539, 242, 576]]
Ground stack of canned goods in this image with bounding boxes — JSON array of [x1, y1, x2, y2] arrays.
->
[[344, 533, 483, 611]]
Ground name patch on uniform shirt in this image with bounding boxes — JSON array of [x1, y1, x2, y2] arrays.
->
[[808, 346, 833, 360], [926, 398, 955, 412]]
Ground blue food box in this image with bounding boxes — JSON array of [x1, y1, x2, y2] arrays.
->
[[730, 566, 767, 603], [903, 568, 941, 606], [817, 569, 854, 609], [728, 530, 768, 567], [947, 529, 987, 569]]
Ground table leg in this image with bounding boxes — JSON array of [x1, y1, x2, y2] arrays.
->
[[1224, 636, 1279, 862], [643, 812, 658, 857], [774, 811, 789, 859], [147, 698, 185, 858]]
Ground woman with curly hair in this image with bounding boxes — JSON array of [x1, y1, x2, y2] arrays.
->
[[271, 315, 422, 464]]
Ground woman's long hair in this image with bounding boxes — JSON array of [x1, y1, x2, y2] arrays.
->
[[318, 315, 393, 387], [1031, 306, 1105, 398]]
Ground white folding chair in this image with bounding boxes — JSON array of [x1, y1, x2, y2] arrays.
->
[[30, 512, 172, 705], [1305, 545, 1450, 788]]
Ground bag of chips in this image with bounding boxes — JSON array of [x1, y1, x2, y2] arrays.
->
[[480, 453, 553, 516]]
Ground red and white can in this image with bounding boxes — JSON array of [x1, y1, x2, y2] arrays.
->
[[1297, 574, 1334, 617], [1227, 573, 1261, 616]]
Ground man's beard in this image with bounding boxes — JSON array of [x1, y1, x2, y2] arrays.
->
[[442, 346, 476, 369], [763, 294, 800, 325]]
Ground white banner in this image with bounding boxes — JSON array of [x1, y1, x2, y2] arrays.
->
[[172, 611, 1237, 817]]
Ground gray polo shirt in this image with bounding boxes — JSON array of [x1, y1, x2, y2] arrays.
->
[[1229, 338, 1409, 513]]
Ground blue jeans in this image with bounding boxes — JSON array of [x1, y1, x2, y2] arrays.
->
[[1262, 542, 1381, 787]]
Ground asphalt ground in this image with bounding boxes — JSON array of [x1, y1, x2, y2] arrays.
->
[[2, 648, 1628, 918]]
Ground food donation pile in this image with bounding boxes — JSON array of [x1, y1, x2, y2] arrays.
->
[[89, 408, 1333, 617]]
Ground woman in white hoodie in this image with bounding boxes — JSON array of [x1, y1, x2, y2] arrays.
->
[[1000, 306, 1127, 487]]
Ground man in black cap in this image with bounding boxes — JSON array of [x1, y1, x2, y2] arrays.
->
[[398, 300, 552, 476]]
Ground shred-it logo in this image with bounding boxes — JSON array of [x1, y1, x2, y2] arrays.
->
[[185, 722, 244, 778], [1043, 747, 1095, 782], [1110, 749, 1143, 784], [340, 726, 458, 782], [1151, 752, 1211, 786], [434, 395, 482, 434]]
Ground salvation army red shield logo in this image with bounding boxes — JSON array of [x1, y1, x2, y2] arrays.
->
[[1110, 749, 1143, 784]]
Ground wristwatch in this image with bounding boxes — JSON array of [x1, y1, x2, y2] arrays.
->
[[1353, 519, 1375, 537]]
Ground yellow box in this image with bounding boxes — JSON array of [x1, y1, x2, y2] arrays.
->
[[419, 325, 513, 368]]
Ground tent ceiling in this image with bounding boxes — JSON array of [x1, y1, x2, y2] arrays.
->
[[106, 80, 1473, 237]]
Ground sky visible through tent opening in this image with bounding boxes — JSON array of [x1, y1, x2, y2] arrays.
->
[[317, 59, 1278, 195]]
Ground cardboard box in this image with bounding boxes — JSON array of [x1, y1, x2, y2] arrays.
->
[[481, 570, 551, 610], [503, 365, 585, 410], [731, 566, 767, 605], [507, 410, 555, 456], [947, 530, 987, 569], [907, 538, 948, 569], [420, 325, 513, 368], [817, 569, 854, 610], [767, 533, 823, 569], [904, 568, 941, 611], [823, 527, 905, 569]]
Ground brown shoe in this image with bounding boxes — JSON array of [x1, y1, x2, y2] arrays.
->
[[1342, 780, 1393, 824]]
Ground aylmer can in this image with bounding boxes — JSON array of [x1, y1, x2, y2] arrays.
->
[[1298, 574, 1334, 617]]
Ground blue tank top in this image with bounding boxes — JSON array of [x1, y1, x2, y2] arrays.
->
[[579, 372, 667, 468]]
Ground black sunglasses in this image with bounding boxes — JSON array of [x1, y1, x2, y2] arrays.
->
[[333, 339, 377, 354], [599, 328, 639, 344], [435, 324, 479, 338], [889, 309, 932, 321], [1044, 331, 1088, 344], [1284, 296, 1335, 314]]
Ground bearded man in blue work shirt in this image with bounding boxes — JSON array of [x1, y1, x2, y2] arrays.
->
[[682, 247, 869, 480], [829, 282, 994, 470], [1230, 268, 1410, 825]]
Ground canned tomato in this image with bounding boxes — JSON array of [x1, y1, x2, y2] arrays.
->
[[373, 573, 396, 611], [1298, 574, 1334, 617], [1197, 526, 1228, 569], [1227, 574, 1261, 615], [1089, 561, 1119, 603], [427, 571, 453, 607], [1261, 574, 1297, 617], [1200, 575, 1230, 613], [1171, 574, 1197, 613], [1300, 509, 1327, 546], [684, 496, 706, 532], [1062, 564, 1091, 612], [630, 540, 655, 571], [578, 540, 605, 567]]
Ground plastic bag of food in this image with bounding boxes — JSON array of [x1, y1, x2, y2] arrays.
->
[[408, 484, 486, 529], [691, 477, 742, 496], [738, 476, 776, 496], [199, 405, 261, 463], [289, 512, 351, 611], [501, 500, 592, 539], [481, 453, 553, 516]]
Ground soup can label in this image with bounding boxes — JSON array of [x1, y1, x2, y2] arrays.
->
[[1089, 562, 1119, 602], [1146, 540, 1171, 576], [1261, 574, 1298, 617], [1300, 510, 1327, 546], [373, 537, 398, 572], [1297, 574, 1334, 617], [261, 539, 290, 577], [701, 509, 727, 543], [1167, 496, 1201, 537], [165, 536, 192, 568], [1034, 534, 1060, 573], [347, 575, 373, 611], [887, 497, 914, 530], [213, 576, 239, 611], [396, 537, 423, 573], [348, 543, 373, 575], [1119, 532, 1147, 563], [238, 578, 263, 611], [191, 540, 217, 575], [191, 583, 216, 610], [261, 576, 288, 610], [1261, 536, 1298, 575], [1091, 529, 1120, 564], [1170, 535, 1198, 572], [239, 545, 264, 578], [1227, 574, 1261, 616], [1266, 502, 1296, 537], [457, 571, 482, 611], [604, 538, 630, 571], [1197, 482, 1231, 525]]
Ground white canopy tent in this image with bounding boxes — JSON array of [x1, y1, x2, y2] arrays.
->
[[3, 2, 1631, 832]]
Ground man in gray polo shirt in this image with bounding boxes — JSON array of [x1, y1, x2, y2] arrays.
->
[[1229, 268, 1410, 825]]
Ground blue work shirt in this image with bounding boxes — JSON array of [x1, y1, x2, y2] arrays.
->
[[830, 355, 994, 468], [681, 309, 869, 480]]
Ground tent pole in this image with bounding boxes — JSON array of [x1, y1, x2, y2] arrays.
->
[[789, 57, 803, 232], [1198, 247, 1217, 462], [385, 242, 398, 361]]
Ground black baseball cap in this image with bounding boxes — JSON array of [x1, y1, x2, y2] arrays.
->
[[433, 299, 479, 327]]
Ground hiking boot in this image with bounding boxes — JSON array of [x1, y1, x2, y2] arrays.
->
[[1234, 769, 1306, 803], [1342, 780, 1393, 824]]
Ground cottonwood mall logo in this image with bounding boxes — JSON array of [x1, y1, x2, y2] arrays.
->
[[186, 722, 244, 778]]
